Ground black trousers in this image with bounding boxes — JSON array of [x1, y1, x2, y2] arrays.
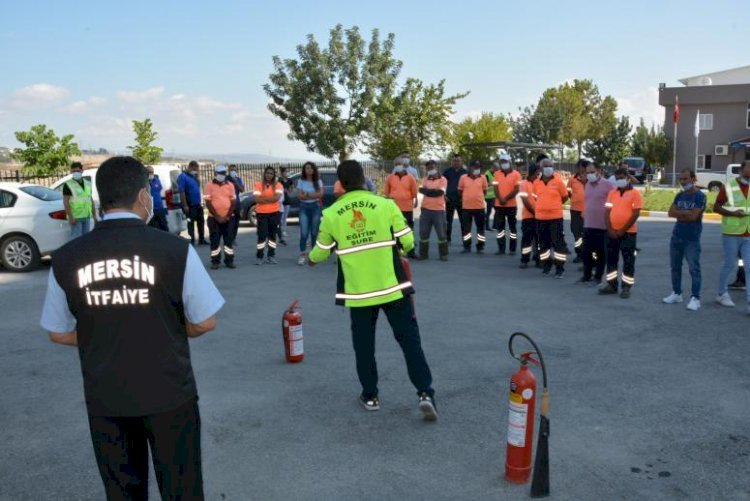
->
[[445, 196, 462, 242], [461, 209, 486, 249], [186, 205, 205, 243], [231, 207, 241, 241], [605, 232, 637, 288], [148, 210, 169, 232], [87, 398, 203, 501], [402, 210, 415, 230], [349, 297, 434, 399], [537, 218, 567, 271], [494, 206, 518, 253], [256, 212, 280, 258], [570, 210, 584, 257], [208, 216, 235, 264], [520, 219, 540, 264], [582, 227, 606, 281]]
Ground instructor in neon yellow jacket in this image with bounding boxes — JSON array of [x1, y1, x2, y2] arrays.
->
[[308, 160, 437, 421]]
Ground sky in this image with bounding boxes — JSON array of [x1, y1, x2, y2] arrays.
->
[[0, 0, 747, 160]]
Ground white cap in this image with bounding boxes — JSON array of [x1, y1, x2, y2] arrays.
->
[[215, 164, 228, 173], [499, 154, 511, 162]]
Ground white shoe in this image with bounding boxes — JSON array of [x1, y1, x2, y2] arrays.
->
[[715, 293, 735, 307], [297, 254, 306, 266], [662, 292, 683, 304], [686, 297, 701, 311]]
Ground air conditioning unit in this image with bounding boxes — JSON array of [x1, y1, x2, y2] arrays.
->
[[715, 145, 729, 156]]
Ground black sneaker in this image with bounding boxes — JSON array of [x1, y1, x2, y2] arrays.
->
[[541, 268, 551, 276], [620, 287, 631, 299], [461, 248, 471, 254], [418, 392, 438, 422], [476, 248, 484, 255], [279, 239, 288, 246], [575, 277, 592, 284], [519, 262, 529, 269], [728, 280, 746, 291], [210, 262, 220, 270], [599, 284, 618, 295], [225, 262, 236, 269], [359, 395, 380, 411], [555, 269, 565, 279]]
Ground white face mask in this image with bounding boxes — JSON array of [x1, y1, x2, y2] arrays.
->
[[72, 172, 83, 180], [427, 169, 438, 177], [615, 178, 628, 189], [141, 189, 153, 224], [148, 174, 154, 181], [230, 171, 238, 178], [740, 176, 750, 185], [500, 162, 510, 171], [472, 169, 481, 176], [586, 173, 599, 183], [393, 165, 404, 174], [542, 167, 554, 178], [215, 174, 226, 183]]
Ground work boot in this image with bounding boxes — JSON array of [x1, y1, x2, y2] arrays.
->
[[519, 262, 529, 269], [620, 286, 631, 299], [418, 242, 429, 261], [461, 247, 471, 254], [599, 284, 618, 295], [438, 242, 449, 261]]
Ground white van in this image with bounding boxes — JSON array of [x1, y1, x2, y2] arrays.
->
[[51, 163, 187, 235]]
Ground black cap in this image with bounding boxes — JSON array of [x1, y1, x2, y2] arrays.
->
[[469, 160, 481, 168]]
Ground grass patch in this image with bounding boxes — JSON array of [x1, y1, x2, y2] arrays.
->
[[642, 188, 717, 213]]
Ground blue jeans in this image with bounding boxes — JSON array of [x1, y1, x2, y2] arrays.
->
[[71, 218, 92, 238], [299, 202, 321, 253], [719, 235, 750, 302], [670, 236, 701, 299]]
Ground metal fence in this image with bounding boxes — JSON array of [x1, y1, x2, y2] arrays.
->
[[0, 171, 59, 187]]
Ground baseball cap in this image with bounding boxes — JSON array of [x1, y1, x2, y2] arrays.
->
[[469, 160, 481, 168], [215, 164, 228, 173]]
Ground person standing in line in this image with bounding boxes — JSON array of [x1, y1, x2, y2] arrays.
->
[[145, 165, 169, 232], [662, 169, 705, 311], [401, 151, 421, 181], [713, 160, 750, 313], [577, 162, 614, 285], [63, 162, 98, 238], [492, 154, 521, 255], [458, 160, 488, 254], [568, 160, 587, 263], [418, 160, 449, 261], [253, 166, 283, 265], [226, 164, 244, 242], [443, 153, 468, 243], [484, 160, 499, 230], [384, 158, 418, 258], [533, 158, 569, 278], [205, 165, 237, 269], [308, 160, 437, 421], [600, 167, 642, 298], [178, 161, 208, 246], [40, 156, 224, 500], [518, 164, 540, 269], [278, 167, 292, 237], [296, 161, 324, 266]]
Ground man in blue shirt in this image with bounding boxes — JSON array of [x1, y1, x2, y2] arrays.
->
[[663, 169, 706, 311], [178, 160, 208, 245], [146, 165, 169, 232], [442, 153, 468, 242]]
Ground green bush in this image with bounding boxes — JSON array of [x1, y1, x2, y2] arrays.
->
[[642, 188, 716, 213]]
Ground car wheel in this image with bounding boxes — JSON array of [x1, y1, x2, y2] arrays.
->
[[0, 235, 41, 272], [247, 205, 257, 227], [708, 182, 723, 193]]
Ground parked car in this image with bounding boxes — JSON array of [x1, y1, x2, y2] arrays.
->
[[51, 163, 187, 235], [240, 169, 339, 226], [622, 157, 649, 183], [0, 183, 71, 272], [696, 163, 742, 192]]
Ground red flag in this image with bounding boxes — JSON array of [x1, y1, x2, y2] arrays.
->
[[673, 96, 680, 124]]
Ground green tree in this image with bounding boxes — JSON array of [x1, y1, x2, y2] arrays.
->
[[584, 116, 632, 166], [451, 112, 512, 165], [366, 78, 468, 162], [631, 119, 650, 158], [128, 118, 163, 165], [630, 120, 672, 168], [510, 104, 563, 145], [11, 124, 81, 176], [264, 24, 402, 161]]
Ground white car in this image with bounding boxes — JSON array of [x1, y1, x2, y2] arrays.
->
[[0, 183, 71, 272], [51, 163, 188, 235]]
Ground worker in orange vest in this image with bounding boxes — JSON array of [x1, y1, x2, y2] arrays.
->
[[384, 158, 418, 258], [568, 159, 587, 263], [518, 164, 541, 269], [533, 157, 569, 278], [458, 160, 488, 254], [492, 154, 521, 255]]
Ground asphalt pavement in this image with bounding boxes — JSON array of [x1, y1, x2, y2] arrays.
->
[[1, 216, 749, 500]]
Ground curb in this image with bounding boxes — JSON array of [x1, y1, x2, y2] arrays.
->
[[638, 210, 721, 221]]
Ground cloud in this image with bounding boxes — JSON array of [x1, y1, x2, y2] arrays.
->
[[616, 86, 664, 128], [1, 83, 70, 110], [115, 86, 164, 104], [59, 96, 107, 114]]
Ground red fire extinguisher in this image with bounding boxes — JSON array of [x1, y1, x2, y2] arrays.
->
[[282, 300, 304, 363], [505, 332, 548, 487]]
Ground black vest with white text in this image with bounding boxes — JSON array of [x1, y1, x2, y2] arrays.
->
[[53, 218, 195, 416]]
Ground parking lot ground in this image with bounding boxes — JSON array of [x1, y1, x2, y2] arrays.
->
[[1, 217, 749, 500]]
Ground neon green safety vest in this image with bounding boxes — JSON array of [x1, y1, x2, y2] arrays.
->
[[721, 178, 750, 235], [66, 179, 93, 219], [484, 170, 496, 200], [308, 190, 415, 307]]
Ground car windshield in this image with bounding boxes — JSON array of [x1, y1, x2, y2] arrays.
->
[[623, 159, 645, 168], [20, 186, 63, 201]]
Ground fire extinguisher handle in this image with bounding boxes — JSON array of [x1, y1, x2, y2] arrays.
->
[[508, 332, 548, 390], [287, 299, 299, 313]]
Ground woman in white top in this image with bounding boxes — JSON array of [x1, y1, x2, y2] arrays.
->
[[296, 162, 324, 265]]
